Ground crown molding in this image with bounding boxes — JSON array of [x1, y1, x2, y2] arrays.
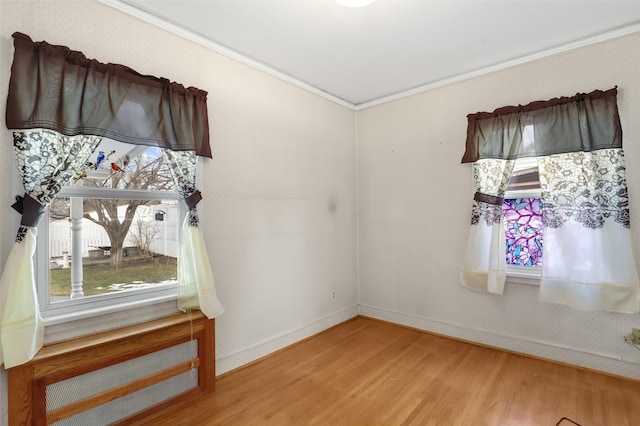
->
[[355, 21, 640, 111], [100, 1, 639, 112], [99, 0, 356, 110]]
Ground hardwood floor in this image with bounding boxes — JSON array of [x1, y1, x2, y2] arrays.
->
[[135, 316, 640, 426]]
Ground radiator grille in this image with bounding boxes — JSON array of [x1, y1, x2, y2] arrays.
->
[[7, 312, 214, 426], [49, 371, 197, 426], [46, 341, 198, 425]]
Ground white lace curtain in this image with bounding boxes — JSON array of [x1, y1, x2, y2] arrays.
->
[[460, 88, 640, 313], [163, 150, 224, 318], [536, 150, 639, 312], [460, 159, 515, 294]]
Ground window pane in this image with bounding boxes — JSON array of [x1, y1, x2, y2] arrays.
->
[[71, 140, 176, 191], [49, 197, 179, 301], [504, 198, 543, 267]]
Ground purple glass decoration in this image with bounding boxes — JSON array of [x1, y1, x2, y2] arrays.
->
[[503, 198, 543, 266]]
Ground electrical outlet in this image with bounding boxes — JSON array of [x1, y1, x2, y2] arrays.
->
[[624, 329, 640, 345], [331, 291, 336, 301]]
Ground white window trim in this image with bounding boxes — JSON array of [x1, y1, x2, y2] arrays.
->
[[506, 264, 541, 286], [37, 186, 185, 324]]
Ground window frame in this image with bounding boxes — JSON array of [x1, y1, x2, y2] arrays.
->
[[504, 174, 542, 285], [36, 185, 185, 324]]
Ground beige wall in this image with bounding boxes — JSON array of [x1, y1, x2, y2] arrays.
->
[[357, 31, 640, 379], [1, 0, 640, 423], [0, 1, 357, 423]]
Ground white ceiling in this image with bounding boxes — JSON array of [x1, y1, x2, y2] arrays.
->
[[116, 0, 640, 108]]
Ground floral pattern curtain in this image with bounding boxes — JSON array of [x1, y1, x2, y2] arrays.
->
[[461, 88, 640, 313], [537, 150, 639, 312], [0, 129, 101, 368], [460, 159, 516, 294], [162, 149, 224, 319]]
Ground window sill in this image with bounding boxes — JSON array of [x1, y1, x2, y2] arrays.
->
[[43, 294, 182, 346], [43, 291, 178, 326], [506, 265, 541, 286]]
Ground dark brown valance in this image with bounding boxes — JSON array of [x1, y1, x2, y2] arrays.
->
[[6, 32, 212, 158], [461, 87, 622, 163]]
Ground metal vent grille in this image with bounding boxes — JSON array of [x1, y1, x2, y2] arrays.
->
[[46, 341, 198, 425]]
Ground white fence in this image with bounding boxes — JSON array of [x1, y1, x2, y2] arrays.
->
[[50, 221, 111, 258], [49, 204, 179, 259]]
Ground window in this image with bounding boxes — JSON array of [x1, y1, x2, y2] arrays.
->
[[36, 140, 184, 321], [501, 125, 542, 281], [461, 88, 640, 313], [2, 33, 220, 368], [504, 157, 542, 281]]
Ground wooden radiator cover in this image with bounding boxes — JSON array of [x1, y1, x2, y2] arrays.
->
[[7, 311, 215, 425]]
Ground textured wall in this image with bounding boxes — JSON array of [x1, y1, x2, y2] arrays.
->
[[1, 1, 640, 424], [0, 1, 357, 424], [357, 31, 640, 379]]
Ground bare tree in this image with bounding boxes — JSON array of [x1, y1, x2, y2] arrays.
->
[[81, 151, 174, 269], [130, 215, 161, 259]]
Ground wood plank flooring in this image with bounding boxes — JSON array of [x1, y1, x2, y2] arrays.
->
[[135, 316, 640, 426]]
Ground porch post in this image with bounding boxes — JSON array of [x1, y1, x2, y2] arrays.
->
[[70, 197, 84, 299]]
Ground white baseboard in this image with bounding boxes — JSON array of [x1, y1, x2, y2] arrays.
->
[[216, 306, 359, 375], [358, 304, 640, 380]]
